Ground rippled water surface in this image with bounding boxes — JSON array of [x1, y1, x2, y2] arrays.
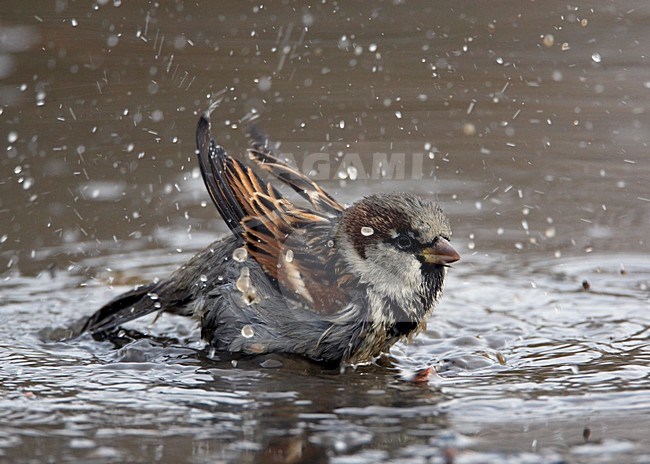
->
[[1, 1, 649, 463]]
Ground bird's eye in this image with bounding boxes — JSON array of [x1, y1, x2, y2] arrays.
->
[[395, 234, 413, 250]]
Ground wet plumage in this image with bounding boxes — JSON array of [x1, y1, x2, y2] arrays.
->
[[82, 112, 459, 366]]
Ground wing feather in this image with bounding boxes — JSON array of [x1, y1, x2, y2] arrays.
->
[[246, 124, 343, 215], [196, 114, 351, 314]]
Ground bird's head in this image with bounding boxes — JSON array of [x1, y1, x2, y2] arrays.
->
[[337, 192, 459, 309]]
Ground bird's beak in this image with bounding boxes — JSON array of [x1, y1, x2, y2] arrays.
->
[[420, 238, 460, 265]]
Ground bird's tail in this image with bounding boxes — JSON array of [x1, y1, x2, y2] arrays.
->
[[81, 282, 165, 335]]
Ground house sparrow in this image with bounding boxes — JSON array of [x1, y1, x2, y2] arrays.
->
[[81, 112, 460, 366]]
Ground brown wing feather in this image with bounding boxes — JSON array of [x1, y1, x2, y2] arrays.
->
[[230, 172, 350, 313], [246, 125, 343, 215], [196, 115, 246, 236], [198, 115, 351, 314]]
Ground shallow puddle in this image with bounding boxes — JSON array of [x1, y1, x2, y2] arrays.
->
[[1, 1, 649, 463]]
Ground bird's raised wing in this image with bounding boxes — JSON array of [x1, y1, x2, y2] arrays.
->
[[246, 124, 343, 216], [196, 114, 351, 314]]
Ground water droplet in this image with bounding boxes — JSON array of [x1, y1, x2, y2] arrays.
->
[[232, 247, 248, 262], [236, 267, 250, 292], [545, 227, 556, 238], [561, 42, 570, 51], [542, 34, 554, 47], [285, 249, 294, 263], [327, 240, 334, 248], [241, 325, 254, 338], [395, 111, 402, 119], [361, 226, 374, 237], [8, 131, 18, 143], [257, 76, 272, 92], [36, 91, 46, 106], [236, 267, 259, 305], [591, 52, 602, 63], [463, 122, 476, 136], [347, 166, 358, 180], [199, 274, 208, 282], [339, 120, 345, 129]]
